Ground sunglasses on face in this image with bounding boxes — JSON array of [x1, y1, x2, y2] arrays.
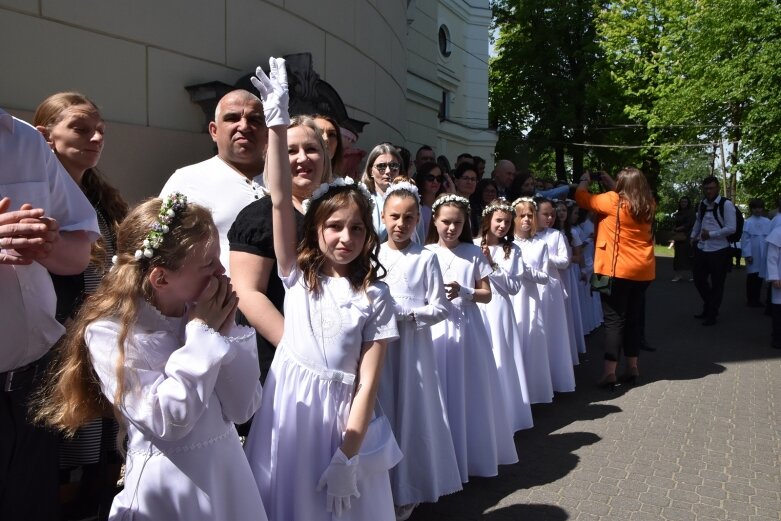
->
[[425, 174, 443, 183], [374, 162, 401, 173]]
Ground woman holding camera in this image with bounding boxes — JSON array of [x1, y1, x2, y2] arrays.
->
[[575, 168, 655, 388]]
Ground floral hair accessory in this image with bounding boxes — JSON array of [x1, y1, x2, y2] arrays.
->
[[134, 192, 188, 260], [511, 196, 537, 210], [481, 201, 515, 218], [301, 176, 374, 214], [384, 181, 420, 203], [431, 193, 471, 214]]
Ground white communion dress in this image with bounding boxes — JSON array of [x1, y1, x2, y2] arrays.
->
[[244, 267, 400, 521], [475, 241, 534, 432], [512, 236, 554, 404], [86, 300, 266, 521], [377, 243, 463, 506], [427, 242, 518, 482], [537, 228, 577, 392], [562, 226, 588, 354]]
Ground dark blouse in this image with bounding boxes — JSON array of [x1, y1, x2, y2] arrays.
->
[[228, 196, 304, 382], [51, 205, 115, 323]]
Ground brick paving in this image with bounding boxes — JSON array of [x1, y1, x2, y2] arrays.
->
[[411, 257, 781, 520]]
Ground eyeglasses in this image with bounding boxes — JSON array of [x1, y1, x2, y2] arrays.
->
[[459, 176, 477, 183], [374, 162, 401, 173], [425, 174, 443, 183]]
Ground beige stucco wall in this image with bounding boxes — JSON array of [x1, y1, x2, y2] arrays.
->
[[0, 0, 495, 203]]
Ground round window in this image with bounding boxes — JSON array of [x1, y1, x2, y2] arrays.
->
[[438, 25, 451, 58]]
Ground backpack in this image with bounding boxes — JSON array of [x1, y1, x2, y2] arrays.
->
[[698, 197, 744, 244]]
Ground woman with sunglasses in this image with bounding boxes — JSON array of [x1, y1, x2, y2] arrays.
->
[[362, 143, 404, 242]]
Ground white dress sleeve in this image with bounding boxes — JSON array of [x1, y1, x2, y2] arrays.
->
[[490, 246, 523, 296], [213, 324, 263, 424], [548, 231, 571, 270], [87, 319, 237, 442], [409, 255, 449, 328]]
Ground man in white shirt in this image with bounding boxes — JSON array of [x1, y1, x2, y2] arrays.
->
[[159, 89, 267, 275], [690, 175, 737, 325], [0, 108, 99, 519]]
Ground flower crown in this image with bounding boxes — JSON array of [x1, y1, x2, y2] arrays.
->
[[431, 194, 471, 214], [384, 181, 420, 203], [481, 201, 515, 218], [301, 176, 374, 215], [511, 196, 537, 210], [134, 192, 188, 260]]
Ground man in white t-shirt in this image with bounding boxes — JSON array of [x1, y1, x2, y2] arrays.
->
[[160, 89, 268, 275], [0, 108, 99, 519]]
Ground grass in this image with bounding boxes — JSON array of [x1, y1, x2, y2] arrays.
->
[[654, 243, 674, 258]]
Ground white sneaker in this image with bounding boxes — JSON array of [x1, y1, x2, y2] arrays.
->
[[671, 276, 681, 282]]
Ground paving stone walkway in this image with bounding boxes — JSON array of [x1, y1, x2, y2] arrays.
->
[[411, 257, 781, 521]]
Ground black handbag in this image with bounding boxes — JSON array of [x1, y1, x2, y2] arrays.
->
[[590, 197, 620, 296]]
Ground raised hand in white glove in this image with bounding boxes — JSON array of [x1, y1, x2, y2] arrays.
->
[[250, 57, 290, 128], [316, 448, 360, 517]]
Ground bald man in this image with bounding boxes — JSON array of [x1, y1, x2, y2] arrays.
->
[[160, 89, 268, 275], [491, 159, 516, 198]]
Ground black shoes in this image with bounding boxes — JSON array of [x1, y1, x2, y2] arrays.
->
[[639, 341, 656, 352], [596, 374, 617, 390], [702, 317, 717, 326]]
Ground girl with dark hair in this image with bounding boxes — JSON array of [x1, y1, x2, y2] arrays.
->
[[243, 60, 400, 521], [475, 200, 534, 432], [425, 195, 517, 482]]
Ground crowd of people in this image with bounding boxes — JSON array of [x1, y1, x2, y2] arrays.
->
[[12, 55, 781, 521]]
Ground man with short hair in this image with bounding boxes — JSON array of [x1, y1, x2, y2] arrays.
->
[[160, 89, 267, 275], [413, 144, 436, 173], [455, 152, 474, 167], [691, 175, 736, 325], [1, 108, 99, 520], [491, 159, 516, 198]]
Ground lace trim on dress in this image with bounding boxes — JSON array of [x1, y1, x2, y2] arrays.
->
[[126, 426, 235, 457]]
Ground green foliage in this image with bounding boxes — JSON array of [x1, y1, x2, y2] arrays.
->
[[491, 0, 781, 202]]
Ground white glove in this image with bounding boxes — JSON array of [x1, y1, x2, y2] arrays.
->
[[458, 285, 475, 301], [393, 303, 413, 321], [316, 448, 360, 516], [250, 57, 290, 128]]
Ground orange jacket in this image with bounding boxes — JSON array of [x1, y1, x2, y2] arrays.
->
[[575, 189, 655, 281]]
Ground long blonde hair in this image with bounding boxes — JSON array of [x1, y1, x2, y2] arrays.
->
[[35, 199, 216, 436], [615, 166, 655, 223]]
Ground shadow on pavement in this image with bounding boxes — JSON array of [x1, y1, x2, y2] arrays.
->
[[410, 256, 780, 519]]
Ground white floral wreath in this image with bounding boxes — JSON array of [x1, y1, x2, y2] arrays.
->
[[301, 176, 374, 215], [431, 193, 471, 214], [511, 196, 537, 210], [134, 192, 188, 260], [481, 201, 515, 218], [384, 181, 420, 203]]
